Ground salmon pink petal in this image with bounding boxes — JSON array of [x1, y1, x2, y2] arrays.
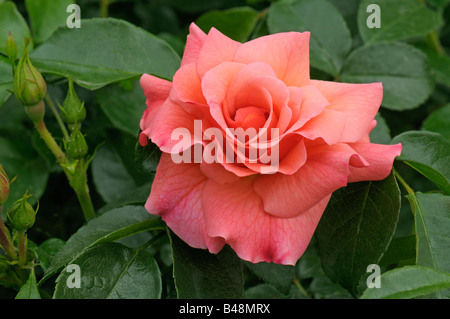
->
[[287, 87, 302, 127], [202, 178, 331, 265], [234, 32, 310, 87], [181, 23, 207, 67], [173, 63, 207, 105], [311, 80, 383, 143], [139, 74, 173, 130], [254, 143, 363, 218], [292, 85, 330, 130], [197, 28, 241, 78], [202, 62, 245, 128], [297, 109, 347, 145], [227, 62, 276, 113], [200, 162, 240, 184], [277, 136, 307, 174], [145, 154, 225, 252], [347, 142, 402, 183], [147, 98, 201, 153]]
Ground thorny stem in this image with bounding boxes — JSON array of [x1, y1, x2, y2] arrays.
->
[[75, 177, 96, 221], [33, 120, 95, 221]]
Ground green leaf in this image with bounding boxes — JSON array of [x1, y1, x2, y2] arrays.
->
[[244, 261, 294, 294], [357, 0, 443, 44], [196, 6, 259, 42], [369, 113, 391, 144], [95, 79, 146, 136], [416, 44, 450, 87], [422, 104, 450, 140], [360, 266, 450, 299], [15, 269, 41, 299], [391, 131, 450, 194], [91, 144, 140, 203], [0, 2, 32, 56], [427, 0, 450, 9], [165, 0, 245, 14], [267, 0, 352, 76], [408, 192, 450, 298], [169, 230, 244, 299], [0, 133, 49, 208], [379, 235, 416, 267], [97, 182, 152, 214], [315, 171, 401, 296], [244, 283, 291, 299], [341, 42, 434, 111], [134, 141, 161, 175], [0, 56, 13, 109], [25, 0, 75, 44], [37, 238, 66, 272], [30, 18, 180, 90], [53, 242, 162, 299], [296, 245, 353, 298], [41, 205, 164, 283]]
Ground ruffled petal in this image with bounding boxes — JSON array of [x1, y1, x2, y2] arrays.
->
[[180, 23, 207, 67], [197, 28, 241, 78], [347, 142, 402, 182], [145, 154, 225, 252], [253, 143, 364, 218], [311, 80, 383, 143], [234, 32, 310, 87], [202, 177, 331, 265]]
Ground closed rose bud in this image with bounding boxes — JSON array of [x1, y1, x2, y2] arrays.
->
[[6, 32, 17, 64], [64, 124, 88, 159], [13, 40, 47, 108], [0, 164, 10, 206], [60, 77, 86, 125], [7, 193, 37, 232]]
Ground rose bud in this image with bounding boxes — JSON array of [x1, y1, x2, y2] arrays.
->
[[64, 124, 88, 159], [7, 192, 37, 232], [13, 39, 47, 108], [0, 164, 10, 206], [59, 77, 86, 126]]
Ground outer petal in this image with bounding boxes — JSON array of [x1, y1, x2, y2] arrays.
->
[[297, 109, 347, 145], [146, 98, 202, 153], [139, 74, 173, 146], [197, 28, 241, 78], [139, 74, 172, 126], [311, 80, 383, 143], [202, 177, 331, 265], [145, 153, 224, 252], [254, 143, 366, 218], [347, 142, 402, 182], [173, 63, 207, 105], [234, 32, 310, 87], [180, 23, 207, 66]]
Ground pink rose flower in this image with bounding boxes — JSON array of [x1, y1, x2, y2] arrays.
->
[[139, 23, 402, 265]]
